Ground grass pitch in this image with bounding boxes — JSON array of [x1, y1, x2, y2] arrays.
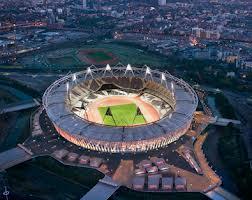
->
[[98, 103, 145, 126], [86, 51, 113, 62]]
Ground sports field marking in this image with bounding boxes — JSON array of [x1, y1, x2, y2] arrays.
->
[[98, 103, 145, 126]]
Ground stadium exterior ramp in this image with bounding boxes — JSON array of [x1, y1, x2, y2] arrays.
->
[[0, 99, 40, 114], [0, 145, 33, 172], [80, 176, 120, 200], [205, 187, 240, 200]]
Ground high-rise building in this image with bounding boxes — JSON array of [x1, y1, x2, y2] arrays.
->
[[158, 0, 166, 6], [83, 0, 87, 9]]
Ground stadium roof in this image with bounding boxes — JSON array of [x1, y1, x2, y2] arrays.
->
[[43, 65, 198, 143]]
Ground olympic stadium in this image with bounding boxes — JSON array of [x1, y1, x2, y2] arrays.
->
[[42, 64, 198, 153]]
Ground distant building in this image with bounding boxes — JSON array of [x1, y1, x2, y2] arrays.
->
[[57, 8, 63, 15], [33, 0, 43, 5], [243, 60, 252, 70], [192, 27, 220, 40], [158, 0, 166, 6], [226, 72, 235, 78], [83, 0, 87, 9]]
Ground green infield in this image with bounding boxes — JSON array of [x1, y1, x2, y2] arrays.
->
[[86, 51, 113, 62], [98, 103, 146, 126]]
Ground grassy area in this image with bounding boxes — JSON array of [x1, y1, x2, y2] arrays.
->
[[86, 51, 113, 62], [93, 42, 169, 67], [19, 41, 170, 70], [47, 56, 80, 66], [0, 65, 23, 69], [98, 103, 145, 126]]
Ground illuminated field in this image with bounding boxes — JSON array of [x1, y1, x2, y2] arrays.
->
[[98, 103, 146, 126]]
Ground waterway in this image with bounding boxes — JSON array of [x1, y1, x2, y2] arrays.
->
[[0, 84, 33, 151], [204, 96, 238, 194], [207, 96, 222, 117]]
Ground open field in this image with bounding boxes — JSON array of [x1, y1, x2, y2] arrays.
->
[[0, 65, 23, 69], [77, 48, 118, 65], [98, 103, 145, 126], [87, 51, 112, 62], [18, 41, 169, 69], [47, 56, 80, 66]]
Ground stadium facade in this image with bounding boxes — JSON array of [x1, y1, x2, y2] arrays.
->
[[43, 64, 198, 153]]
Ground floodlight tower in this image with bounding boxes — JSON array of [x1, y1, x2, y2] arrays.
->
[[66, 82, 70, 102], [171, 81, 175, 97], [161, 72, 167, 88], [103, 64, 113, 76], [145, 66, 153, 80], [84, 67, 93, 80], [125, 64, 134, 76], [72, 73, 77, 83]]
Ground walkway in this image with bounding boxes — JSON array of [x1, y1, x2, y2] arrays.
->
[[194, 133, 221, 185], [194, 112, 241, 127], [213, 118, 241, 126], [80, 176, 120, 200], [0, 145, 33, 172], [205, 187, 240, 200], [0, 99, 40, 114]]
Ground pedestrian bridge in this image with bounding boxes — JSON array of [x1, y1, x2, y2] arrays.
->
[[0, 145, 33, 172], [205, 187, 240, 200], [80, 176, 120, 200], [194, 112, 241, 126], [0, 99, 40, 114], [213, 117, 241, 126]]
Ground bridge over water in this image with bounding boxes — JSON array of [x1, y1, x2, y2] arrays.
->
[[205, 187, 240, 200], [194, 112, 241, 127], [0, 99, 40, 114], [0, 145, 33, 172], [80, 176, 120, 200]]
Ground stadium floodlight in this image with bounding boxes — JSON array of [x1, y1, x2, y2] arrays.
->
[[84, 66, 93, 80], [161, 73, 168, 88], [146, 67, 151, 75], [169, 113, 172, 119], [66, 82, 69, 92], [66, 82, 71, 102], [103, 64, 113, 77], [125, 64, 134, 76], [161, 73, 166, 81], [145, 66, 153, 80], [105, 64, 111, 71], [72, 73, 77, 82], [171, 82, 175, 97], [87, 67, 92, 74]]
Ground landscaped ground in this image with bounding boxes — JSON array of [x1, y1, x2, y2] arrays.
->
[[18, 41, 169, 69], [47, 56, 80, 66], [77, 48, 118, 65], [86, 51, 112, 62], [98, 103, 145, 126]]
